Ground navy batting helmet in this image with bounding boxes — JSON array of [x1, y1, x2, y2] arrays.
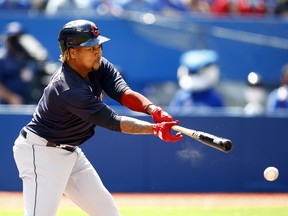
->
[[58, 19, 110, 54]]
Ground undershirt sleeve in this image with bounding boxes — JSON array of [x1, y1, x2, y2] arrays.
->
[[120, 89, 153, 113], [87, 105, 122, 132]]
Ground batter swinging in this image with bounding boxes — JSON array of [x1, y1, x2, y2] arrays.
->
[[13, 19, 182, 216]]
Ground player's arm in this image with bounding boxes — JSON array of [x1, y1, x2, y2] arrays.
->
[[88, 105, 181, 142], [0, 83, 23, 104], [120, 89, 173, 123], [119, 116, 182, 142]]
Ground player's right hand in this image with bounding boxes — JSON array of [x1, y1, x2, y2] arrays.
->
[[151, 106, 173, 123], [153, 120, 182, 142]]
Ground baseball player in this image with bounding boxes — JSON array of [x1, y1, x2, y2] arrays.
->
[[13, 19, 182, 216]]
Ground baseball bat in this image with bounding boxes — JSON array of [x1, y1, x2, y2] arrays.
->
[[172, 125, 233, 153]]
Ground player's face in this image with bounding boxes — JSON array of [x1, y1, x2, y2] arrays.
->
[[74, 45, 102, 72]]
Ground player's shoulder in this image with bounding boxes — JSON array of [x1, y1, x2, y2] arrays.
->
[[101, 56, 109, 64], [49, 64, 83, 93], [100, 56, 115, 69], [94, 57, 117, 78]]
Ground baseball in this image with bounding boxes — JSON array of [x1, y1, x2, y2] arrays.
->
[[264, 166, 279, 181]]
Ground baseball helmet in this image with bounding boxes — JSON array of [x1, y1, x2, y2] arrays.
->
[[58, 19, 110, 54]]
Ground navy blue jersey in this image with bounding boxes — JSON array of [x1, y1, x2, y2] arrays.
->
[[26, 57, 129, 146]]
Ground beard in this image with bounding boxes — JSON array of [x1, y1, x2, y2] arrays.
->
[[91, 58, 101, 71]]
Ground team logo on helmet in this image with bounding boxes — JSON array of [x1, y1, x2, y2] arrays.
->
[[91, 25, 99, 37]]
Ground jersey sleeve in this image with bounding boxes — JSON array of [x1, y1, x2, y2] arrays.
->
[[96, 57, 130, 102], [59, 86, 122, 131], [87, 105, 122, 131]]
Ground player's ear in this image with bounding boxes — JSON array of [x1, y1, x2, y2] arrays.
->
[[69, 48, 76, 59]]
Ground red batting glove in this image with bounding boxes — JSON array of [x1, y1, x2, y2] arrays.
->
[[152, 120, 182, 142], [151, 106, 173, 123]]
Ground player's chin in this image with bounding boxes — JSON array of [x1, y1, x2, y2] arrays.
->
[[92, 61, 101, 71]]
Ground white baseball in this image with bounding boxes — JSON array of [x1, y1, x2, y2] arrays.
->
[[264, 166, 279, 181]]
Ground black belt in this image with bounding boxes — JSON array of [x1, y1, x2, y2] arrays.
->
[[20, 129, 76, 152]]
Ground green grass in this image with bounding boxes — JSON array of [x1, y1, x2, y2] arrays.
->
[[1, 207, 288, 216], [121, 207, 288, 216]]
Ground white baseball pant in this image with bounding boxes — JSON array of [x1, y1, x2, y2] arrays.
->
[[13, 128, 120, 216]]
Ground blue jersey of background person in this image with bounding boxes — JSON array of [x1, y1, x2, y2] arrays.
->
[[266, 64, 288, 113], [0, 48, 30, 103], [0, 21, 48, 104], [0, 22, 31, 104], [168, 49, 225, 113]]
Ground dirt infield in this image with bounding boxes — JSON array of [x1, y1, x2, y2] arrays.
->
[[0, 192, 288, 209]]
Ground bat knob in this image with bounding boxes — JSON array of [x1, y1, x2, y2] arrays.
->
[[221, 140, 233, 152]]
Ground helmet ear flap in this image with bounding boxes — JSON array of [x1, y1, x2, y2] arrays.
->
[[59, 40, 66, 54]]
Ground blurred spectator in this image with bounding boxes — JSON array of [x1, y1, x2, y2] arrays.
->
[[44, 0, 122, 16], [0, 21, 51, 104], [274, 0, 288, 18], [30, 0, 48, 11], [43, 0, 212, 15], [0, 0, 282, 16], [266, 64, 288, 113], [0, 0, 32, 10], [168, 49, 225, 113], [45, 0, 90, 14], [244, 72, 267, 115], [178, 0, 211, 13], [265, 0, 277, 14], [113, 0, 163, 12], [109, 0, 212, 14], [211, 0, 267, 16], [0, 0, 48, 12], [12, 0, 279, 15]]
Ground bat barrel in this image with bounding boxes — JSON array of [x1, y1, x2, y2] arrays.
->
[[172, 125, 233, 153], [219, 139, 233, 152], [198, 133, 233, 153]]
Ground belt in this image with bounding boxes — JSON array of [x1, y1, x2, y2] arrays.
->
[[20, 129, 77, 152]]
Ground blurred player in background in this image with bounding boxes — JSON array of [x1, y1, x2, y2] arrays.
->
[[243, 71, 267, 115], [266, 64, 288, 113], [0, 21, 53, 104], [168, 49, 225, 113]]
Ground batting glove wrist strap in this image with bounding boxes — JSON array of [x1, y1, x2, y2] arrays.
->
[[151, 106, 173, 123], [152, 120, 182, 142]]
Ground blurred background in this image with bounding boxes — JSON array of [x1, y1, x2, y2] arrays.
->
[[1, 0, 288, 193]]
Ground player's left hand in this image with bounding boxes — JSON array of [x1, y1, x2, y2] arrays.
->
[[151, 106, 173, 123], [153, 120, 182, 142]]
